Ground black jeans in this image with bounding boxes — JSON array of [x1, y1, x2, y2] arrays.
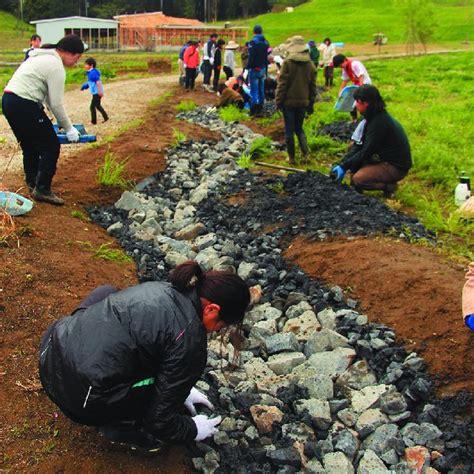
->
[[185, 67, 197, 89], [90, 94, 108, 124], [212, 66, 221, 91], [223, 66, 233, 80], [282, 106, 306, 138], [2, 92, 60, 191], [202, 59, 212, 85]]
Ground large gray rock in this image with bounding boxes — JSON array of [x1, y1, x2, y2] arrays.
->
[[267, 352, 306, 375], [295, 374, 334, 400], [323, 452, 354, 474], [357, 449, 389, 473], [316, 307, 338, 330], [362, 424, 404, 457], [115, 191, 145, 211], [294, 399, 331, 430], [304, 329, 351, 356], [193, 233, 217, 251], [336, 360, 378, 391], [305, 458, 326, 474], [283, 310, 321, 341], [195, 247, 220, 271], [355, 409, 389, 433], [243, 358, 276, 382], [334, 430, 359, 460], [350, 385, 389, 413], [164, 251, 188, 267], [238, 261, 258, 280], [379, 388, 408, 415], [306, 348, 356, 379], [286, 300, 313, 319], [189, 182, 209, 204], [400, 422, 443, 449], [264, 333, 300, 355], [245, 303, 282, 330], [281, 422, 316, 443]]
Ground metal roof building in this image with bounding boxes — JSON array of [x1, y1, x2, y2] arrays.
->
[[30, 16, 119, 50]]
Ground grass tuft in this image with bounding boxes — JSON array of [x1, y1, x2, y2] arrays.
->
[[172, 128, 187, 148], [96, 148, 130, 189], [218, 105, 248, 123], [248, 136, 273, 160], [73, 240, 133, 263], [237, 152, 252, 169], [176, 100, 197, 112]]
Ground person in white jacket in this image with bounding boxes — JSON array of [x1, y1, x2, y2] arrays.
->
[[2, 34, 84, 205], [318, 37, 336, 87]]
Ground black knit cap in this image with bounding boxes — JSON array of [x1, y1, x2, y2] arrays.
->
[[55, 34, 85, 54]]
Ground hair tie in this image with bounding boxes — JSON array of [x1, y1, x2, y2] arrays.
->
[[188, 275, 199, 288]]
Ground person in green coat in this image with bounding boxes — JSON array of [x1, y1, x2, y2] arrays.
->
[[276, 36, 317, 165], [308, 40, 320, 83]]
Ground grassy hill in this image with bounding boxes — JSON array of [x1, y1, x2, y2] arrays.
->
[[240, 0, 474, 46], [0, 11, 35, 52]]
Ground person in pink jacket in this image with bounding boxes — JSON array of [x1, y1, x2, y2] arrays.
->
[[462, 262, 474, 331], [183, 41, 200, 91]]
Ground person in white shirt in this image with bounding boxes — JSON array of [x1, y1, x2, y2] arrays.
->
[[223, 40, 239, 80], [2, 35, 84, 205], [318, 37, 336, 87], [333, 53, 372, 121]]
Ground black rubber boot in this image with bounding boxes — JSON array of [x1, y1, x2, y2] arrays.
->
[[297, 133, 310, 164], [32, 188, 64, 205], [286, 136, 296, 165], [25, 173, 37, 194]]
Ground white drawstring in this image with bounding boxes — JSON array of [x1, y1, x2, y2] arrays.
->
[[83, 385, 92, 408]]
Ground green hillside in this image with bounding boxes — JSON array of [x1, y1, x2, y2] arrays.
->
[[240, 0, 474, 46], [0, 11, 35, 51]]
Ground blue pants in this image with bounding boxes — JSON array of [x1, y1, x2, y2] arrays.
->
[[249, 68, 265, 106]]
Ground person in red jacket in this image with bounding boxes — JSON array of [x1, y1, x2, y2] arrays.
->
[[183, 41, 200, 91]]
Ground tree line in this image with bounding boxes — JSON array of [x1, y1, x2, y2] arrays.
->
[[0, 0, 298, 22]]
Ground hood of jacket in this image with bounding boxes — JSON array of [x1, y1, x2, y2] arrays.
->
[[287, 52, 311, 63], [252, 34, 267, 44], [28, 48, 61, 60]]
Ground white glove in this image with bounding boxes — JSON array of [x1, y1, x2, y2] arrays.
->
[[66, 126, 80, 143], [184, 387, 214, 416], [192, 415, 222, 441]]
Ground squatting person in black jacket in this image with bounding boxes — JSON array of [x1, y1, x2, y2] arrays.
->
[[330, 85, 412, 198], [39, 261, 260, 451]]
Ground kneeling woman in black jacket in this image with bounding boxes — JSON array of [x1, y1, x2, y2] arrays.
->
[[39, 261, 255, 451]]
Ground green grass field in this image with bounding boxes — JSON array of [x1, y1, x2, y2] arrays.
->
[[301, 50, 474, 258], [241, 0, 474, 46]]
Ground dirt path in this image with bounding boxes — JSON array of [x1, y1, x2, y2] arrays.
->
[[0, 74, 177, 175]]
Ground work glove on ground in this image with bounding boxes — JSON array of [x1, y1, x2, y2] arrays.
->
[[184, 387, 214, 416], [66, 126, 80, 143], [192, 415, 222, 441], [465, 314, 474, 331], [330, 164, 345, 183]]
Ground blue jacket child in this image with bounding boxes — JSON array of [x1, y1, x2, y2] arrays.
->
[[81, 57, 109, 124]]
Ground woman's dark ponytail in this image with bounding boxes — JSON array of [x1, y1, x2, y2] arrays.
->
[[170, 260, 204, 292]]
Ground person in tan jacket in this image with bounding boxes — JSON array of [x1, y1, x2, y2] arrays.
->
[[462, 262, 474, 330]]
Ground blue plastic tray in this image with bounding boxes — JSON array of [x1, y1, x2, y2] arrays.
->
[[335, 85, 359, 112], [0, 191, 33, 216], [53, 123, 96, 144]]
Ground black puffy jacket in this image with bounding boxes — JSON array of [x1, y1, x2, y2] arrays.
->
[[39, 282, 207, 443]]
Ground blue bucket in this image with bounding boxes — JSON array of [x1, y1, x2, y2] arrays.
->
[[335, 85, 359, 112], [0, 191, 34, 216]]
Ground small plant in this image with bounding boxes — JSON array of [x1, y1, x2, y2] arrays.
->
[[172, 128, 187, 148], [248, 136, 273, 160], [176, 100, 197, 112], [266, 181, 285, 194], [218, 105, 248, 123], [73, 240, 133, 263], [257, 111, 282, 126], [71, 210, 91, 222], [237, 152, 252, 169], [17, 223, 34, 237], [96, 148, 130, 189]]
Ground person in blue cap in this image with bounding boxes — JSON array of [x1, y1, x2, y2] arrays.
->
[[247, 24, 270, 116]]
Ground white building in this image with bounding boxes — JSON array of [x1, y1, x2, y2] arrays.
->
[[30, 16, 119, 50]]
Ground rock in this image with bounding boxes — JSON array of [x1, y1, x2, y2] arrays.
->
[[362, 424, 404, 457], [380, 449, 399, 466], [306, 348, 356, 379], [296, 374, 334, 401], [195, 247, 220, 271], [355, 409, 389, 433], [267, 447, 302, 468], [243, 358, 276, 382], [336, 360, 378, 391], [164, 251, 188, 267], [265, 333, 300, 355], [282, 422, 316, 443], [357, 449, 389, 473], [238, 261, 258, 280], [250, 319, 279, 340], [304, 329, 351, 356], [350, 384, 389, 414], [404, 446, 430, 473], [193, 233, 217, 251], [286, 300, 313, 319], [337, 408, 357, 427], [244, 425, 259, 441], [267, 352, 306, 375], [174, 222, 206, 240], [400, 423, 443, 449], [323, 452, 354, 474], [115, 191, 143, 211], [316, 307, 338, 330], [379, 388, 408, 415], [189, 182, 209, 204], [213, 431, 230, 445], [283, 310, 321, 341], [107, 221, 123, 235], [305, 458, 326, 474], [250, 405, 284, 434], [294, 399, 332, 430], [245, 303, 282, 329], [333, 430, 359, 460]]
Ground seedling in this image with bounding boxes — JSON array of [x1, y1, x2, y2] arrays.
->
[[218, 105, 248, 123], [248, 136, 273, 160], [176, 100, 197, 112], [237, 153, 252, 169], [72, 240, 133, 263], [172, 128, 187, 148], [71, 210, 91, 222], [96, 148, 130, 189]]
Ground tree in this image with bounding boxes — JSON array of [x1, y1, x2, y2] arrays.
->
[[398, 0, 437, 54]]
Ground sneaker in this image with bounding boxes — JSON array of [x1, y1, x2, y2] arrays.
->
[[98, 424, 164, 454], [32, 188, 64, 205], [103, 117, 109, 123]]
